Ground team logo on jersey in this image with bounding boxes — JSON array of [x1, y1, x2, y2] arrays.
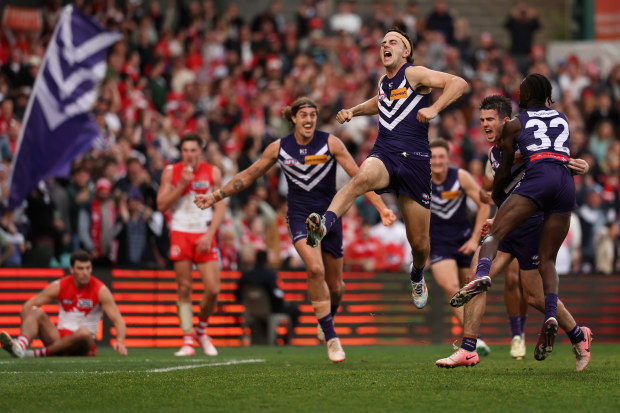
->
[[299, 148, 307, 155], [379, 93, 385, 101], [284, 158, 297, 166], [532, 254, 540, 266], [441, 190, 460, 200], [390, 87, 407, 100], [192, 181, 211, 190], [422, 192, 431, 204], [492, 160, 500, 169], [305, 154, 328, 165], [388, 82, 393, 88], [78, 298, 93, 308], [62, 299, 73, 305]]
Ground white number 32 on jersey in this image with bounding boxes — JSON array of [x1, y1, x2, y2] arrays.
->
[[525, 117, 570, 154]]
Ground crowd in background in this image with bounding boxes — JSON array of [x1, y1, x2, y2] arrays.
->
[[0, 0, 619, 275]]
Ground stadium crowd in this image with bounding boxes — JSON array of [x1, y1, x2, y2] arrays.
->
[[0, 0, 619, 275]]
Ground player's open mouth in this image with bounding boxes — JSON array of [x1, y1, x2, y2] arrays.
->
[[384, 51, 392, 58], [303, 123, 313, 130]]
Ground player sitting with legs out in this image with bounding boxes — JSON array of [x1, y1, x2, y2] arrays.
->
[[1, 250, 127, 358]]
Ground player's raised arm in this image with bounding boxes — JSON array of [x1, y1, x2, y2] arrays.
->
[[405, 66, 470, 123], [194, 141, 280, 209], [328, 135, 396, 226]]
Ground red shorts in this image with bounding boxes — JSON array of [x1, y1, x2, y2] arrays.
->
[[58, 328, 97, 356], [170, 230, 219, 262]]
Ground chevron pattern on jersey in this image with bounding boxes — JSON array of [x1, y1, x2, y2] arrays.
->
[[279, 144, 335, 192], [378, 78, 424, 131], [431, 180, 466, 220]]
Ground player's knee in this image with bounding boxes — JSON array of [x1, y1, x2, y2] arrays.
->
[[328, 279, 344, 296], [22, 306, 46, 321], [504, 273, 519, 290], [306, 263, 325, 281], [523, 289, 542, 311], [74, 327, 94, 344], [351, 172, 372, 193], [204, 284, 220, 298], [177, 283, 192, 299], [409, 238, 429, 256]]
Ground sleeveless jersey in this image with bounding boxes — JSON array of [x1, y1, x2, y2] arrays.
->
[[277, 130, 336, 215], [57, 275, 104, 337], [170, 161, 214, 233], [489, 144, 525, 206], [375, 62, 432, 158], [515, 105, 571, 167], [430, 167, 471, 242]]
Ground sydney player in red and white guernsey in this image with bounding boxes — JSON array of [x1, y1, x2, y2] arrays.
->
[[157, 133, 226, 356], [0, 250, 127, 358]]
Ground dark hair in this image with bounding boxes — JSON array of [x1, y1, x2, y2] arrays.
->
[[179, 133, 204, 150], [70, 250, 92, 266], [479, 95, 512, 119], [386, 27, 414, 64], [523, 73, 554, 105], [282, 97, 319, 126], [429, 138, 449, 152]]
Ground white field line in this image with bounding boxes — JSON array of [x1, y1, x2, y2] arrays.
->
[[145, 358, 265, 372], [1, 358, 265, 374]]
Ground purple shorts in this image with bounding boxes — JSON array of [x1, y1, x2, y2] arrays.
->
[[430, 245, 473, 268], [498, 214, 542, 270], [430, 229, 473, 268], [288, 214, 343, 258], [513, 163, 577, 214], [369, 149, 432, 209]]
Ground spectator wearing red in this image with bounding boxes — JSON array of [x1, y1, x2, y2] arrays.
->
[[344, 221, 386, 272]]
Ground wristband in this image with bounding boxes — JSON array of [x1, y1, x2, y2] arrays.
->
[[213, 189, 224, 202]]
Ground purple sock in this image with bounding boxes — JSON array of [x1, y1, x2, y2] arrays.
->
[[544, 293, 558, 320], [317, 314, 337, 341], [323, 211, 338, 233], [509, 316, 521, 337], [461, 336, 477, 352], [410, 264, 424, 283], [567, 324, 585, 344], [520, 315, 527, 335], [330, 304, 339, 317], [475, 257, 492, 278]]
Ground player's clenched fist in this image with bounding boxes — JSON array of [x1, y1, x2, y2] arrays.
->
[[194, 193, 215, 210], [416, 107, 438, 123], [336, 109, 353, 124]]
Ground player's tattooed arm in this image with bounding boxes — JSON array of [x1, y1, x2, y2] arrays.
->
[[210, 141, 279, 201], [232, 179, 245, 191]]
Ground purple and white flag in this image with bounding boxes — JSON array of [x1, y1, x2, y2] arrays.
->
[[8, 5, 121, 209]]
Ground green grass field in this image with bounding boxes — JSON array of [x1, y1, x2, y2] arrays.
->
[[1, 344, 618, 413]]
